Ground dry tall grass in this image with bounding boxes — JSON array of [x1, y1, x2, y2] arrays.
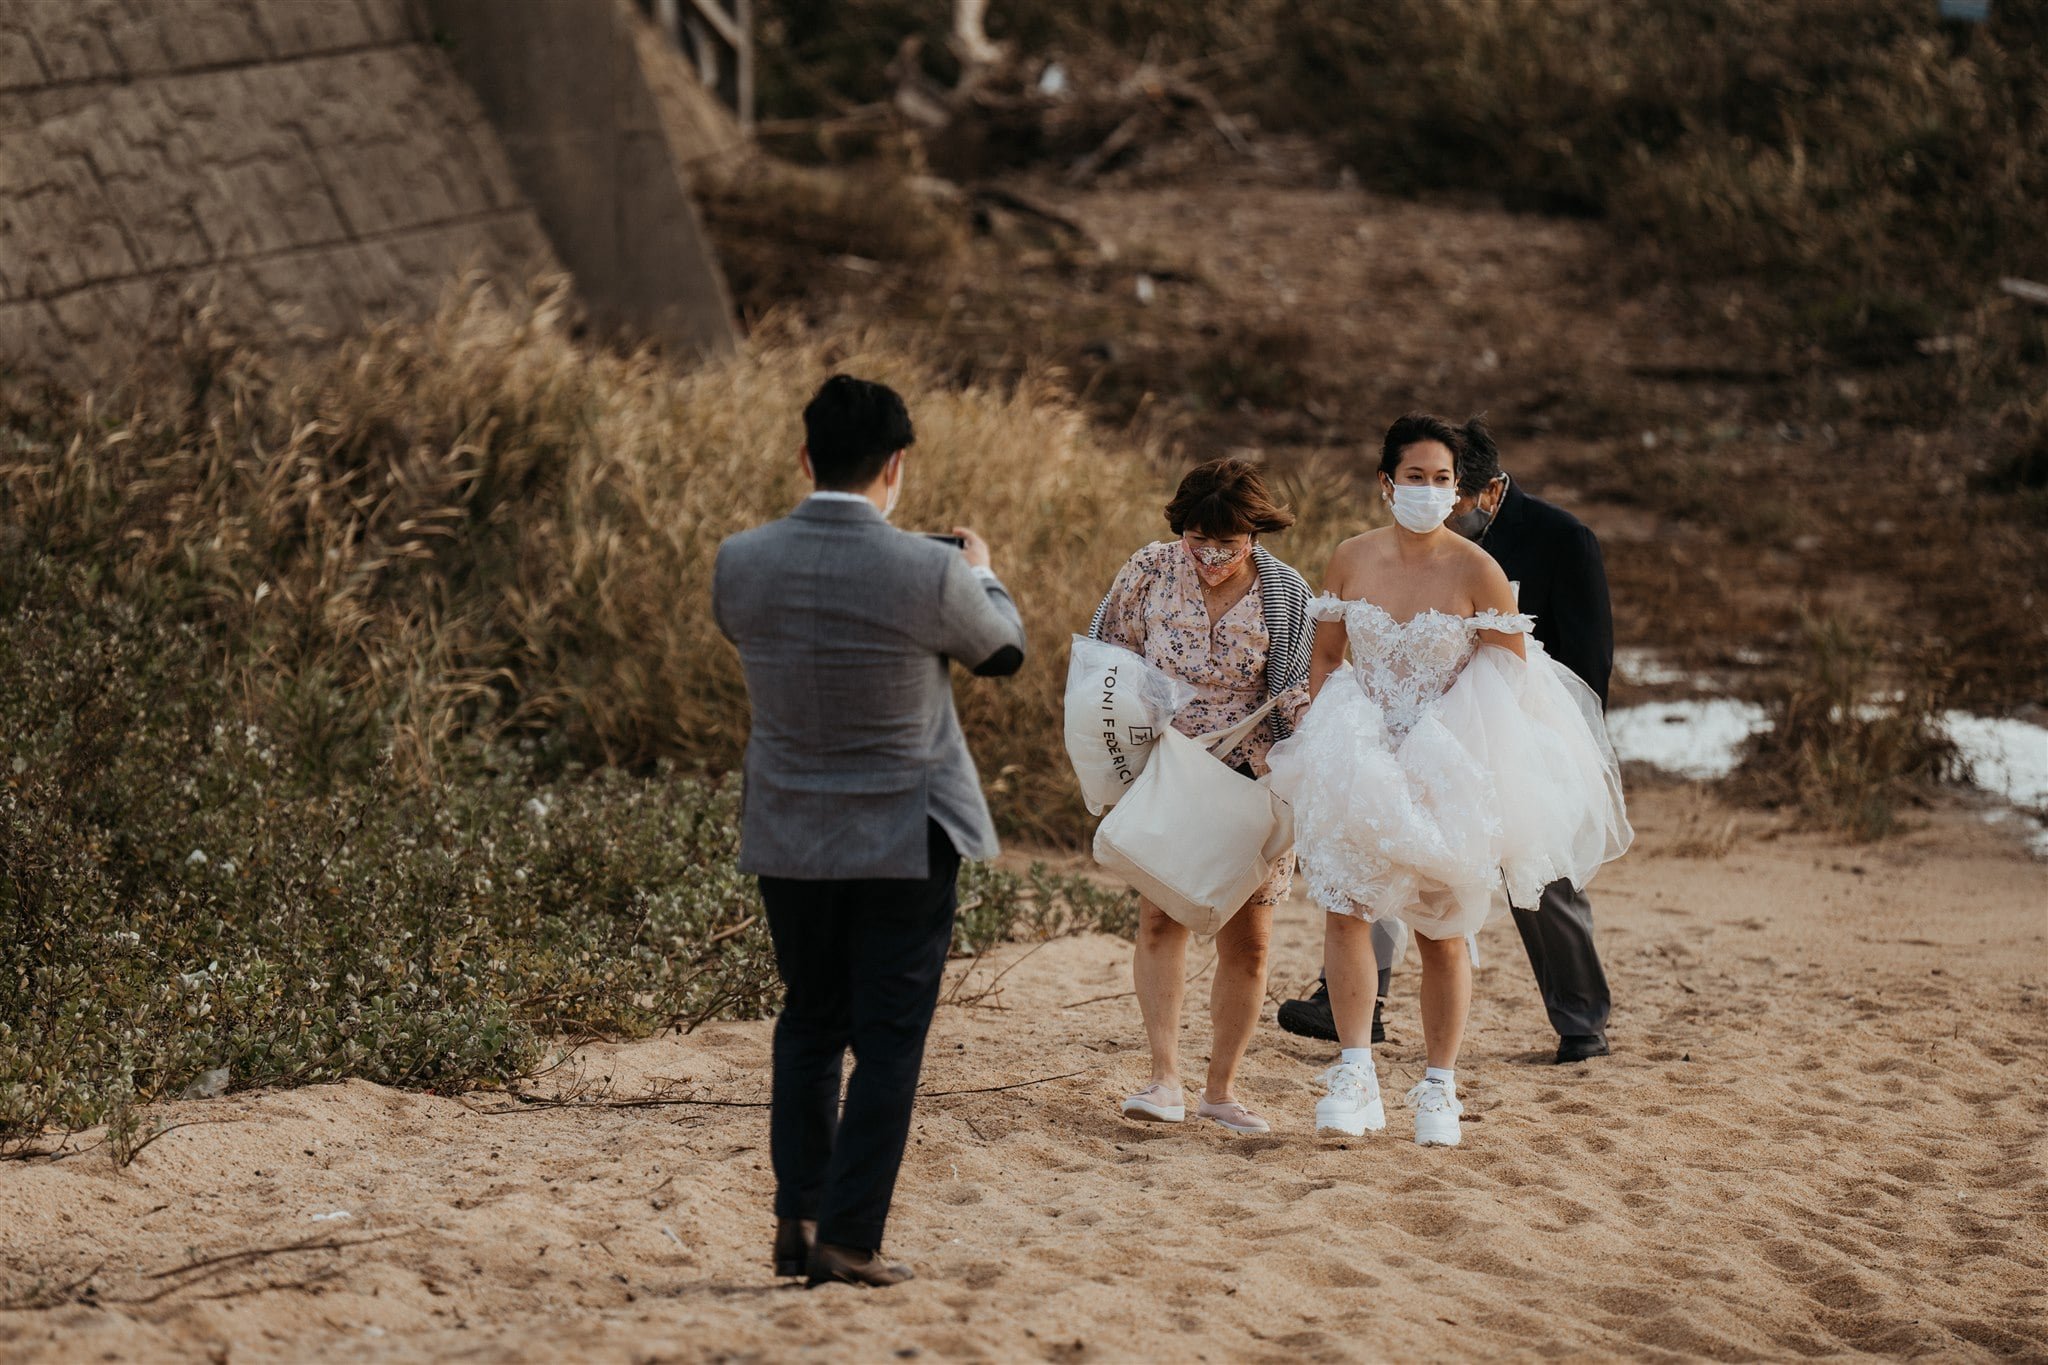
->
[[1724, 617, 1965, 843], [5, 280, 1368, 843]]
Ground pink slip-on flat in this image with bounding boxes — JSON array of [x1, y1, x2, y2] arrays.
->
[[1120, 1083, 1185, 1123], [1196, 1096, 1271, 1134]]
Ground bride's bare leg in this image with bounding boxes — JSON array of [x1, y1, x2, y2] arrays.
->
[[1133, 898, 1189, 1092], [1203, 900, 1272, 1102], [1323, 913, 1378, 1050], [1415, 932, 1472, 1069]]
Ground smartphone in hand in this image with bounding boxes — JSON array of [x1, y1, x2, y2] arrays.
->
[[922, 532, 967, 549]]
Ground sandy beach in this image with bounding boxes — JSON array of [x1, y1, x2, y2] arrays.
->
[[2, 787, 2043, 1363]]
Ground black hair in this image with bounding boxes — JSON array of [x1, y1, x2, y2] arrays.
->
[[802, 375, 915, 488], [1378, 413, 1465, 479], [1453, 417, 1503, 493]]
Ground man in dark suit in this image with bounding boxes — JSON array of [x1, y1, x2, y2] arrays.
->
[[714, 376, 1028, 1286], [1279, 422, 1615, 1064]]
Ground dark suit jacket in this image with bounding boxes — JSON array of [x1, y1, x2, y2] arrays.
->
[[1480, 480, 1614, 707]]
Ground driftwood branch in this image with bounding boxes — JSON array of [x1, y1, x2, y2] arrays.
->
[[970, 186, 1099, 246], [2000, 277, 2048, 309], [942, 937, 1054, 1010], [921, 1068, 1089, 1099], [121, 1230, 411, 1306], [4, 1232, 412, 1312], [460, 1065, 1089, 1117], [0, 1259, 107, 1312]]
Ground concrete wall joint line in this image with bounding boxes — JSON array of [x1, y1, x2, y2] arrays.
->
[[0, 39, 419, 101], [17, 206, 541, 309], [275, 117, 359, 241], [65, 146, 151, 281]]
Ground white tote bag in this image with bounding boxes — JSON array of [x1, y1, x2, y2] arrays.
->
[[1092, 698, 1294, 935], [1062, 634, 1194, 815]]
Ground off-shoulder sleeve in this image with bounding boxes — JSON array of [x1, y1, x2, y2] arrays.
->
[[1308, 593, 1351, 622], [1469, 610, 1536, 635]]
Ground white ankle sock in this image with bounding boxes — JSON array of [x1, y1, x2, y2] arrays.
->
[[1423, 1065, 1455, 1090], [1341, 1047, 1375, 1070]]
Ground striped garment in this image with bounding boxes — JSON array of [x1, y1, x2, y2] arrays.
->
[[1088, 543, 1314, 743]]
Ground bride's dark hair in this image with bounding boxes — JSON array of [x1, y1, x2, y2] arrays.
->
[[1379, 413, 1497, 486], [1379, 413, 1464, 476]]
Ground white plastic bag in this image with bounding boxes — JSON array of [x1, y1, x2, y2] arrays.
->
[[1063, 634, 1193, 814], [1093, 698, 1293, 934]]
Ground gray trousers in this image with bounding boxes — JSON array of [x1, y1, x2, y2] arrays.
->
[[1367, 877, 1611, 1039], [1510, 879, 1612, 1038]]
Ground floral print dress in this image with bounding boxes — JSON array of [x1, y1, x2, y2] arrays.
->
[[1092, 540, 1308, 909]]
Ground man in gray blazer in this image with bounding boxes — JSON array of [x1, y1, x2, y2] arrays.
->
[[713, 375, 1026, 1288]]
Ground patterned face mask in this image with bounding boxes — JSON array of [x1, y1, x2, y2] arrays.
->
[[1183, 535, 1252, 586]]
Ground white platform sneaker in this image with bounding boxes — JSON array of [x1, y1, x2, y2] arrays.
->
[[1314, 1060, 1387, 1136], [1407, 1078, 1463, 1147]]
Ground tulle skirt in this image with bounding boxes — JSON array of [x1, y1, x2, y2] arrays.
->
[[1265, 642, 1632, 940]]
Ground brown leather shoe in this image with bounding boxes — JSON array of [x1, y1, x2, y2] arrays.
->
[[773, 1219, 817, 1277], [806, 1241, 915, 1288]]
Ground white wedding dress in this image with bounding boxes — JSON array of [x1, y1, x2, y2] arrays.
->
[[1265, 596, 1632, 941]]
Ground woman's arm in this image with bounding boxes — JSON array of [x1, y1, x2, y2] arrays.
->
[[1307, 617, 1348, 701], [1307, 549, 1353, 701], [1471, 557, 1528, 659]]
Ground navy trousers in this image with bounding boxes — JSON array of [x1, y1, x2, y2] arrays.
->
[[757, 821, 959, 1251]]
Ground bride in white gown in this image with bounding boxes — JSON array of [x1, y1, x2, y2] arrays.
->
[[1266, 415, 1631, 1148]]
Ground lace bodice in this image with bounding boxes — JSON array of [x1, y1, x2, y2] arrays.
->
[[1310, 595, 1534, 738]]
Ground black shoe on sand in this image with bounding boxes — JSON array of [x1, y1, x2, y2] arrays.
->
[[773, 1218, 816, 1278], [1278, 983, 1386, 1045], [1555, 1033, 1610, 1064]]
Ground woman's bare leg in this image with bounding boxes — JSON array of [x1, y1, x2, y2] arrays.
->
[[1415, 932, 1472, 1069], [1132, 898, 1190, 1093], [1203, 900, 1273, 1102], [1323, 912, 1379, 1051]]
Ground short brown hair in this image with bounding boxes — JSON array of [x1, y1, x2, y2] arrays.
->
[[1163, 458, 1296, 537]]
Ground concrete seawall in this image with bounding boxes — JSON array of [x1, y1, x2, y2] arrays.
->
[[0, 0, 733, 386]]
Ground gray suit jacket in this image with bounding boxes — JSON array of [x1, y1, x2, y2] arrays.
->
[[713, 496, 1027, 880]]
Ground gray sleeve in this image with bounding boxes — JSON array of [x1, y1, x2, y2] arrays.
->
[[711, 541, 734, 642], [932, 554, 1027, 677]]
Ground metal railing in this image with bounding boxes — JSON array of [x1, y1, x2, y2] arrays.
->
[[638, 0, 753, 129]]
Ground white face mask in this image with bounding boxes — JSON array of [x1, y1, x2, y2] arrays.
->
[[1387, 484, 1459, 534], [881, 454, 903, 521]]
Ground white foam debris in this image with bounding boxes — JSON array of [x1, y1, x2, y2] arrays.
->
[[1943, 712, 2048, 809], [1610, 700, 2048, 850], [1606, 700, 1770, 780], [1983, 809, 2048, 859], [1614, 647, 1693, 688]]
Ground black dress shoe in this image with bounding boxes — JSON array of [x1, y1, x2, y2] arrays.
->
[[1555, 1034, 1610, 1064], [806, 1242, 915, 1288], [773, 1218, 816, 1277], [1277, 983, 1386, 1045]]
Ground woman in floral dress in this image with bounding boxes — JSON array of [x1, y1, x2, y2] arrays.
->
[[1089, 458, 1313, 1134]]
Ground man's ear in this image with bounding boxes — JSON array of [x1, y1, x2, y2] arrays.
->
[[799, 446, 814, 483]]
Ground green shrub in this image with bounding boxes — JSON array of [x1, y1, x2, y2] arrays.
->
[[1272, 0, 2047, 366], [0, 554, 1133, 1153]]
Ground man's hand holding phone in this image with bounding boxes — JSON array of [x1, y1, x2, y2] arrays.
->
[[950, 527, 992, 571], [922, 528, 992, 571]]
